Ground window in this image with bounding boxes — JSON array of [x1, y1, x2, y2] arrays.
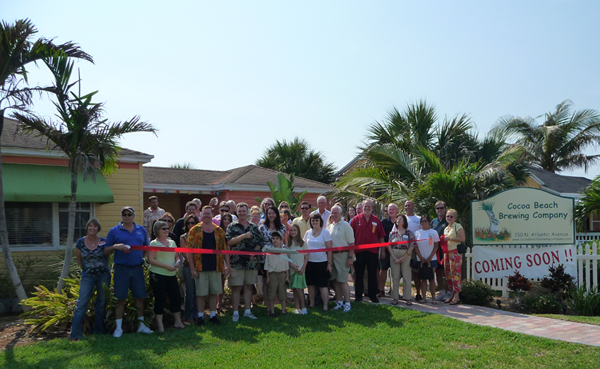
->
[[6, 203, 53, 247], [6, 202, 93, 248], [591, 212, 600, 232], [59, 203, 92, 243]]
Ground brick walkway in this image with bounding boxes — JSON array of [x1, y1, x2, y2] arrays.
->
[[375, 294, 600, 347]]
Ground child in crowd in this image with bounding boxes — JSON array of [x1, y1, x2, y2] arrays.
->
[[287, 224, 309, 315], [265, 231, 289, 315]]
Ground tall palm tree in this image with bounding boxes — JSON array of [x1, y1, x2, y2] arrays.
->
[[492, 100, 600, 173], [13, 51, 157, 292], [256, 137, 336, 184], [0, 19, 92, 304]]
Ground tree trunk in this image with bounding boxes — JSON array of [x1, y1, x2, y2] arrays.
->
[[56, 169, 77, 292], [0, 111, 30, 310]]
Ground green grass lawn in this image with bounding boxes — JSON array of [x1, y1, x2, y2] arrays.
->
[[534, 314, 600, 326], [3, 303, 599, 368]]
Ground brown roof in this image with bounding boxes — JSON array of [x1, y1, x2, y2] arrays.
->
[[143, 165, 332, 190], [1, 117, 151, 158]]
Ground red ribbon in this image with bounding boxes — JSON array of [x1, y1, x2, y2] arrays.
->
[[129, 239, 421, 255]]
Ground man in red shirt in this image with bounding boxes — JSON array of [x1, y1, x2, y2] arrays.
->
[[351, 199, 385, 303]]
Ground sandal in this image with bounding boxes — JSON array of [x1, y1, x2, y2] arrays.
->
[[449, 300, 460, 305], [431, 301, 438, 305], [391, 299, 399, 305], [406, 300, 412, 306], [416, 298, 426, 304]]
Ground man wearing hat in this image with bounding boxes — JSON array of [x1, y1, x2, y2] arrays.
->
[[105, 206, 152, 338]]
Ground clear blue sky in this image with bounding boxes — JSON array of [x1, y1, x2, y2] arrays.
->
[[5, 1, 600, 179]]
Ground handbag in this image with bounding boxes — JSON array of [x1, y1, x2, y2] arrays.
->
[[418, 262, 434, 280], [409, 258, 421, 269], [454, 224, 467, 253]]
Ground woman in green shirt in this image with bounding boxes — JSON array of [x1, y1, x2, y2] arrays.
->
[[148, 220, 185, 332]]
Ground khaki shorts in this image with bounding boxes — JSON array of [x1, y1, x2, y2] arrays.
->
[[229, 268, 258, 287], [195, 271, 223, 296], [330, 252, 350, 283], [268, 271, 287, 300]]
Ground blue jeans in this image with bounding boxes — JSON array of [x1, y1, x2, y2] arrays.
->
[[70, 271, 111, 339], [182, 266, 197, 320]]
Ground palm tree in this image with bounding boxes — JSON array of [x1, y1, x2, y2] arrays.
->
[[256, 137, 336, 184], [575, 175, 600, 232], [13, 51, 156, 292], [492, 100, 600, 173], [0, 19, 92, 304]]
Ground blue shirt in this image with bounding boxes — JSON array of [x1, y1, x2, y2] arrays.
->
[[105, 222, 150, 266]]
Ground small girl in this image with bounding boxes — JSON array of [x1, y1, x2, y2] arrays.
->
[[265, 231, 289, 315], [287, 224, 309, 315]]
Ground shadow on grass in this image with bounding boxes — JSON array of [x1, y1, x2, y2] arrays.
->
[[208, 301, 427, 343]]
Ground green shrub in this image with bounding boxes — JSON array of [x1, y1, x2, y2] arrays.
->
[[460, 280, 494, 306], [519, 294, 562, 314], [540, 264, 575, 302], [569, 285, 600, 316], [20, 266, 155, 335]]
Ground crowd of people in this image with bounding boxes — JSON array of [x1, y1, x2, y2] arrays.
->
[[69, 195, 465, 341]]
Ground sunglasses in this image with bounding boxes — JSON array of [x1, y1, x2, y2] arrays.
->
[[161, 227, 170, 231], [436, 207, 446, 210], [122, 213, 134, 217], [164, 219, 174, 223], [446, 215, 454, 218], [300, 207, 309, 210], [420, 219, 430, 223], [280, 205, 289, 208], [220, 208, 229, 212]]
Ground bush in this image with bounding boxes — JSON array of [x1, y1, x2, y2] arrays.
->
[[460, 280, 494, 306], [507, 270, 532, 293], [540, 264, 575, 302], [21, 267, 155, 335], [569, 285, 600, 316], [519, 293, 562, 314]]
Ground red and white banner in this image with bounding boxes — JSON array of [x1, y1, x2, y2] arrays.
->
[[472, 245, 577, 280]]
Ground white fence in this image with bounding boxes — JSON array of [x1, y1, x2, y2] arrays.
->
[[465, 233, 600, 298]]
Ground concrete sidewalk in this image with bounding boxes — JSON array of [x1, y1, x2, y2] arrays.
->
[[373, 294, 600, 347]]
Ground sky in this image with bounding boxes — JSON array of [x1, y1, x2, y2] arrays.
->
[[5, 1, 600, 180]]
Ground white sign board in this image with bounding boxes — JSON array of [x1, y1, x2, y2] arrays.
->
[[472, 245, 577, 280]]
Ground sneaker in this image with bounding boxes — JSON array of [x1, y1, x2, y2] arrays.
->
[[342, 303, 351, 313], [294, 309, 301, 314], [113, 328, 123, 338], [301, 308, 308, 315], [244, 312, 258, 319], [370, 295, 379, 303], [332, 301, 343, 310], [196, 317, 205, 326], [209, 316, 221, 326], [137, 324, 153, 334], [435, 292, 447, 301], [445, 291, 452, 300], [232, 314, 239, 323]]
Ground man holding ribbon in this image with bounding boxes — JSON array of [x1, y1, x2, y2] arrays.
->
[[327, 204, 355, 312], [226, 202, 265, 322], [186, 206, 230, 326], [104, 206, 152, 338], [351, 199, 385, 303]]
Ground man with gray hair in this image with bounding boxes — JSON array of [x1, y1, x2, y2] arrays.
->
[[311, 195, 331, 225], [327, 204, 355, 311], [351, 199, 385, 303]]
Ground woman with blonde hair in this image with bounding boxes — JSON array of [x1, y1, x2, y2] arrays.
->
[[443, 209, 465, 305]]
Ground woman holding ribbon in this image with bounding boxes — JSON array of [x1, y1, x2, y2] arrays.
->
[[148, 220, 184, 332], [386, 214, 416, 305], [443, 209, 465, 305], [304, 213, 333, 311]]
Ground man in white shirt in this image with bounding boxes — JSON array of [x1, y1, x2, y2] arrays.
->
[[404, 200, 421, 234], [311, 195, 331, 225]]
